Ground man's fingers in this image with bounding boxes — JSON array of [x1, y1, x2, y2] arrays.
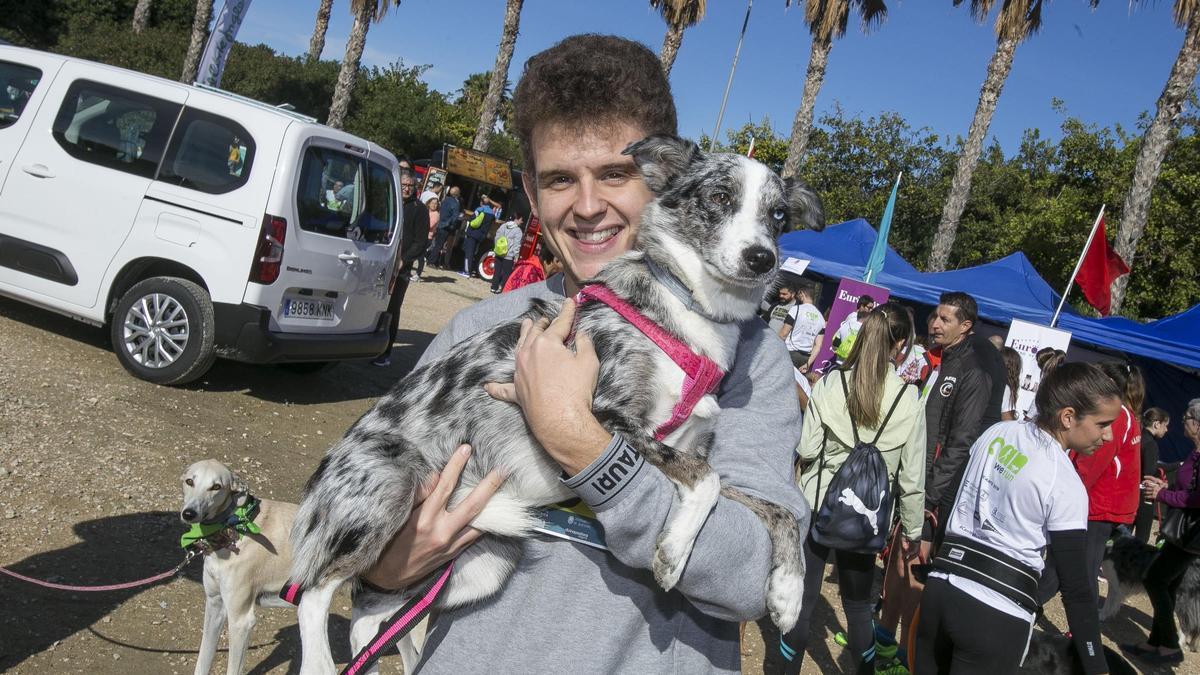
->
[[483, 382, 517, 403], [430, 444, 472, 507], [515, 317, 534, 352], [445, 525, 486, 555], [448, 468, 508, 528], [573, 328, 596, 361], [414, 471, 442, 504], [544, 298, 577, 341]]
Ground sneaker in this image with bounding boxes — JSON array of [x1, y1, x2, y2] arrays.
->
[[371, 356, 391, 367], [457, 271, 470, 278], [490, 288, 501, 294], [410, 274, 421, 283]]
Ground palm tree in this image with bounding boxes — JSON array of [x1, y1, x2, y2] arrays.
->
[[327, 0, 401, 130], [473, 0, 524, 151], [927, 0, 1097, 272], [780, 1, 888, 180], [1110, 0, 1200, 313], [132, 0, 153, 34], [180, 0, 214, 84], [308, 0, 335, 62], [651, 0, 708, 76]]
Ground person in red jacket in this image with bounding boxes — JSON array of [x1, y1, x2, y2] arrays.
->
[[1039, 361, 1141, 606]]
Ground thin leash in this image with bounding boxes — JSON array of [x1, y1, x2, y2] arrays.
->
[[0, 546, 202, 592]]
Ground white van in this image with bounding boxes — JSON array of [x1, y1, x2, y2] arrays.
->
[[0, 46, 402, 384]]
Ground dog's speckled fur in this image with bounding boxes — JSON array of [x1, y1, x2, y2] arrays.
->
[[1100, 533, 1200, 651], [289, 135, 823, 674]]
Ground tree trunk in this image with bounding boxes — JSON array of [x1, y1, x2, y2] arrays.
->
[[132, 0, 153, 34], [1110, 13, 1200, 314], [326, 2, 372, 130], [660, 22, 685, 77], [308, 0, 334, 62], [781, 36, 833, 179], [473, 0, 523, 152], [927, 35, 1019, 272], [180, 0, 214, 84]]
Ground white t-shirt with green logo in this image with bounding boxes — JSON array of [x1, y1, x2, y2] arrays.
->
[[784, 302, 825, 354], [934, 420, 1088, 620]]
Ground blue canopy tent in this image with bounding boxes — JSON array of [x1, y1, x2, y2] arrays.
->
[[778, 218, 1200, 458]]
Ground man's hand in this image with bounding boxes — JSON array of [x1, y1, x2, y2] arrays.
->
[[361, 444, 506, 591], [485, 298, 612, 476]]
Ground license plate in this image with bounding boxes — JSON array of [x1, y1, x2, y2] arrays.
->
[[283, 298, 334, 320]]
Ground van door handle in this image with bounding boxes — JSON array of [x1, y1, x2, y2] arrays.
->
[[337, 252, 360, 264], [21, 164, 54, 179]]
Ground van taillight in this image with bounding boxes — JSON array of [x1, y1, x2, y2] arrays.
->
[[250, 215, 286, 284]]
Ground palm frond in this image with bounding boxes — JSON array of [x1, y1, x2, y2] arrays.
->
[[1175, 0, 1200, 27], [650, 0, 707, 28], [855, 0, 888, 32], [350, 0, 401, 23]]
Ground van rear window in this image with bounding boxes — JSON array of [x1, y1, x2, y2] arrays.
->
[[296, 146, 396, 244], [0, 61, 41, 129], [157, 108, 255, 194]]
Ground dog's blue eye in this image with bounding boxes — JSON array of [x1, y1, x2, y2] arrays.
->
[[772, 209, 786, 221]]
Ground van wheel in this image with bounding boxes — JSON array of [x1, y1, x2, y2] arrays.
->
[[478, 251, 496, 281], [110, 277, 216, 385]]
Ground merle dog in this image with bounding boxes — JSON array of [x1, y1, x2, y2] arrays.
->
[[1101, 532, 1200, 651], [288, 135, 822, 674]]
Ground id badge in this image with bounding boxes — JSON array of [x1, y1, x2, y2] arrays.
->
[[533, 499, 608, 550]]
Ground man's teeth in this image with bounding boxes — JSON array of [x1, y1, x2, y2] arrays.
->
[[574, 227, 618, 243]]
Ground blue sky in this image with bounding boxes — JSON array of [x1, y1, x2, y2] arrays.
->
[[237, 0, 1193, 155]]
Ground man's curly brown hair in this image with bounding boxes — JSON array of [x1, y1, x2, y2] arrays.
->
[[512, 34, 678, 172]]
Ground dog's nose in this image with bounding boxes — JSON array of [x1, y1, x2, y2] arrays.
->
[[741, 246, 776, 274], [182, 508, 197, 522]]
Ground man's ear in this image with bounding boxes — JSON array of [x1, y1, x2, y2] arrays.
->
[[520, 170, 540, 220], [622, 134, 701, 194], [783, 177, 825, 233]]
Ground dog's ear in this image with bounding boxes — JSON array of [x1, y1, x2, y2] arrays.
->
[[783, 177, 826, 233], [623, 134, 701, 194], [230, 472, 248, 495]]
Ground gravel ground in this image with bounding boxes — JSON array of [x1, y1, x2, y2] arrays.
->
[[0, 267, 1190, 674]]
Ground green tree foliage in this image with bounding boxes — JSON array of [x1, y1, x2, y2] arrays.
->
[[1, 0, 195, 48], [707, 108, 1198, 320]]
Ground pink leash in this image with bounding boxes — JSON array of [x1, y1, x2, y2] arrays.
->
[[574, 284, 725, 440], [340, 561, 454, 675], [0, 547, 201, 592]]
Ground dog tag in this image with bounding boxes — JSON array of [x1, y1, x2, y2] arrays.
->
[[533, 501, 608, 550]]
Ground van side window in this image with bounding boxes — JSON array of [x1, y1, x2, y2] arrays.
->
[[157, 108, 255, 194], [51, 80, 180, 179], [0, 61, 41, 129], [296, 146, 397, 244]]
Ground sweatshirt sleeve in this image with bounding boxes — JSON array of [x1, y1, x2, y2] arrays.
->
[[897, 389, 928, 542], [569, 325, 808, 622], [795, 380, 826, 463]]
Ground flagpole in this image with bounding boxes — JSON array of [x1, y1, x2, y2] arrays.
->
[[709, 0, 753, 152], [1051, 204, 1106, 327]]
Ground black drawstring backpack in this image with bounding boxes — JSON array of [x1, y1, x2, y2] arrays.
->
[[811, 370, 910, 554]]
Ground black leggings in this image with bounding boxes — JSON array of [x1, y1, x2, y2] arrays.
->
[[779, 534, 876, 675], [1146, 541, 1200, 649], [914, 576, 1031, 674]]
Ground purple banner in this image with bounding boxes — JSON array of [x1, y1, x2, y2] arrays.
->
[[811, 277, 890, 373]]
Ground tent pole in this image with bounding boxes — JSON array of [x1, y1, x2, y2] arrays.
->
[[1051, 204, 1105, 328]]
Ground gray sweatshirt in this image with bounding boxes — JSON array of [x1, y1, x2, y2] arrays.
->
[[413, 274, 806, 674]]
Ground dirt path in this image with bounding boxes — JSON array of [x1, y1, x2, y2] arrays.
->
[[0, 268, 1187, 674]]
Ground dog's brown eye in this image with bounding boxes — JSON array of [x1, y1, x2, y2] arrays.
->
[[185, 478, 194, 487], [210, 483, 221, 491], [711, 191, 731, 207]]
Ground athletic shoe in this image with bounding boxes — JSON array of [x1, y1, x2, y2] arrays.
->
[[490, 288, 501, 294], [410, 274, 421, 283], [457, 271, 470, 278], [371, 356, 390, 367]]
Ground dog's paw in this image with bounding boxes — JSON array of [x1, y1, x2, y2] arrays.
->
[[766, 564, 803, 633], [653, 530, 686, 591]]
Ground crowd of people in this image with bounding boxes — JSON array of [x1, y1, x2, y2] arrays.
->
[[351, 33, 1200, 675]]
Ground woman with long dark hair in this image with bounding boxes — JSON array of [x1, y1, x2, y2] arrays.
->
[[914, 362, 1120, 674], [1000, 346, 1022, 421], [1122, 398, 1200, 666], [780, 303, 926, 675]]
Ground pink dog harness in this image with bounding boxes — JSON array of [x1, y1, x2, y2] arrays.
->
[[574, 283, 725, 441]]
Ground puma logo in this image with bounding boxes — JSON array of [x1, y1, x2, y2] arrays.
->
[[838, 487, 885, 536]]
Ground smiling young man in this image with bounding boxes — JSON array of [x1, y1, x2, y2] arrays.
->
[[361, 34, 807, 673]]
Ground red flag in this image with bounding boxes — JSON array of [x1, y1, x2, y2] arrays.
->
[[1074, 216, 1130, 316]]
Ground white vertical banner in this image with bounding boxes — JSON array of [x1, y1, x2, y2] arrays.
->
[[196, 0, 254, 87], [1004, 318, 1073, 419]]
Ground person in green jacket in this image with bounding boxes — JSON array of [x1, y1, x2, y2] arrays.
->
[[781, 302, 927, 675]]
